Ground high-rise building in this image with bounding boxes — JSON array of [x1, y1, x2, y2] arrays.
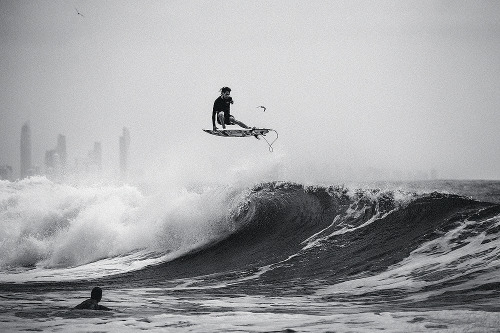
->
[[20, 122, 32, 179], [44, 134, 67, 179], [57, 134, 67, 170], [119, 127, 130, 175], [45, 149, 60, 177], [88, 142, 102, 170], [0, 165, 13, 181]]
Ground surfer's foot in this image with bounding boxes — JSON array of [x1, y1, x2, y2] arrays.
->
[[249, 127, 259, 139]]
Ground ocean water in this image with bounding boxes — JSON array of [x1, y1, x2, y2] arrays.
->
[[1, 177, 500, 332]]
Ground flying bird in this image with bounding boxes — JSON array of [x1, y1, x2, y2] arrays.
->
[[257, 106, 267, 112], [75, 7, 84, 17]]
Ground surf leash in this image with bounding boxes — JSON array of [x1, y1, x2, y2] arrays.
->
[[260, 129, 278, 152]]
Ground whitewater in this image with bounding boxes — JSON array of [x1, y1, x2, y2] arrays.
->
[[1, 176, 500, 332]]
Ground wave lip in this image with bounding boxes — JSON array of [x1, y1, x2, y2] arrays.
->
[[116, 183, 421, 284]]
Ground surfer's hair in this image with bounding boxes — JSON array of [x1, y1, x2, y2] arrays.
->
[[220, 87, 231, 93], [91, 287, 103, 302]]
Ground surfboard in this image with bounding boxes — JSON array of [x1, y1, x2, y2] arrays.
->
[[203, 128, 271, 137]]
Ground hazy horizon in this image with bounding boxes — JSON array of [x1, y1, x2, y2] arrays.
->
[[1, 1, 500, 182]]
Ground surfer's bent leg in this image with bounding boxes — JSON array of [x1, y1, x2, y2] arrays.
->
[[230, 116, 250, 129], [217, 112, 226, 129]]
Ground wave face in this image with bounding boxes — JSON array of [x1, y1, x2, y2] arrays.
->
[[2, 178, 500, 307], [109, 181, 500, 308]]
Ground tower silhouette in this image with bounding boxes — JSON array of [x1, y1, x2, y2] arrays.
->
[[20, 122, 32, 179], [119, 127, 130, 176], [57, 134, 67, 170]]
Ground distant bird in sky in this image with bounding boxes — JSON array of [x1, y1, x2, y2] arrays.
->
[[75, 7, 84, 17], [257, 106, 267, 112]]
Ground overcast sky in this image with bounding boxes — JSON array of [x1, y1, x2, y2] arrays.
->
[[1, 0, 499, 182]]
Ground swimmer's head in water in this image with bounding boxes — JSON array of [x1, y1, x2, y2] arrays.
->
[[91, 287, 103, 302]]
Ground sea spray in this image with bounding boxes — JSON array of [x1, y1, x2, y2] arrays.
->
[[0, 177, 253, 281]]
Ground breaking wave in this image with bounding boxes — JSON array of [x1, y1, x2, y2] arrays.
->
[[2, 178, 500, 308]]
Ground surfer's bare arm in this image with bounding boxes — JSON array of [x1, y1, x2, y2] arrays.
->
[[212, 109, 218, 130]]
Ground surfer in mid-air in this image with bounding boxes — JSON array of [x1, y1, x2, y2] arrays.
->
[[212, 87, 253, 131], [205, 86, 277, 149]]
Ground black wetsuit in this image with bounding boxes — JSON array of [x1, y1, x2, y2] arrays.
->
[[212, 96, 233, 127], [74, 299, 111, 311]]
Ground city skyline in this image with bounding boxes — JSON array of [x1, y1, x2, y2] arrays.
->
[[0, 122, 131, 180]]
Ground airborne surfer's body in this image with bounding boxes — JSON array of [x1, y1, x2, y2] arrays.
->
[[212, 87, 251, 131], [206, 86, 277, 149]]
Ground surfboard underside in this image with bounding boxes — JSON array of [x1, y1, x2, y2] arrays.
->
[[203, 129, 271, 137]]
